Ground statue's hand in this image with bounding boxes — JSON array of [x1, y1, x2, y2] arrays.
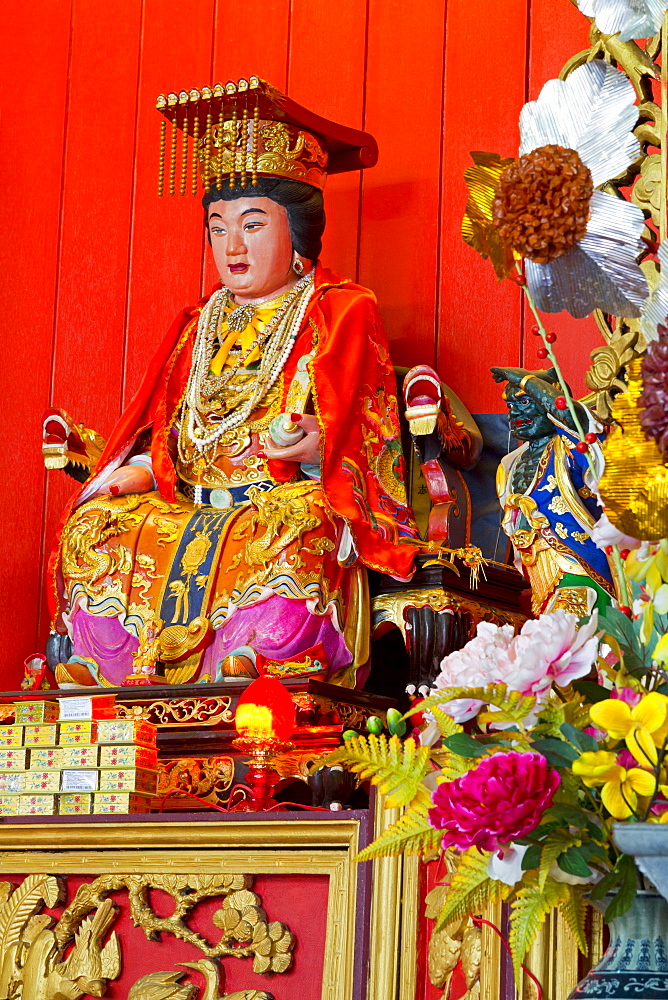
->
[[92, 466, 154, 497], [262, 415, 321, 464], [491, 366, 525, 386]]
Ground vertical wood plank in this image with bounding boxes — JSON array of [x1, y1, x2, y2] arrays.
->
[[202, 0, 292, 292], [288, 0, 368, 282], [438, 0, 530, 415], [0, 0, 73, 682], [360, 0, 447, 369], [527, 0, 599, 399], [38, 0, 144, 644], [124, 0, 216, 404]]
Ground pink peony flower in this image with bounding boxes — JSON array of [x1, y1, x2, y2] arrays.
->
[[433, 611, 599, 724], [428, 751, 560, 852], [433, 621, 515, 722]]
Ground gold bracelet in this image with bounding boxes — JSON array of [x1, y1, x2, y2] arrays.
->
[[519, 374, 534, 390]]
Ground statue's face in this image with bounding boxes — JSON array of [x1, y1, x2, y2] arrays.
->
[[207, 196, 295, 302], [506, 388, 554, 442]]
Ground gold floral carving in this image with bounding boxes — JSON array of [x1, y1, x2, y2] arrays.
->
[[0, 872, 121, 1000], [129, 959, 274, 1000], [116, 697, 234, 727], [425, 885, 481, 1000], [372, 588, 525, 640], [0, 871, 294, 1000], [157, 756, 235, 806]]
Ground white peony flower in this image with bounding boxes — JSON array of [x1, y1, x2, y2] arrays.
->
[[518, 60, 648, 318], [578, 0, 668, 42], [487, 844, 530, 886]]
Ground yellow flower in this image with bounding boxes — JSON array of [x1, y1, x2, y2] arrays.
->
[[573, 751, 655, 819], [572, 750, 618, 787], [590, 692, 668, 766]]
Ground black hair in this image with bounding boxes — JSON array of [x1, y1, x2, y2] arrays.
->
[[202, 177, 326, 262]]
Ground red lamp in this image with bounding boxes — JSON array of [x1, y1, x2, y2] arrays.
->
[[231, 676, 296, 811]]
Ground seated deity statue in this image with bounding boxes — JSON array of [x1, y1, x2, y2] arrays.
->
[[45, 78, 477, 690], [491, 365, 620, 617]]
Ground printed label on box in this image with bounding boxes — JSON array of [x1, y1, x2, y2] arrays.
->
[[61, 769, 99, 792], [59, 697, 93, 721]]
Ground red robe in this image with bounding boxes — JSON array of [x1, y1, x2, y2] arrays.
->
[[50, 264, 419, 621]]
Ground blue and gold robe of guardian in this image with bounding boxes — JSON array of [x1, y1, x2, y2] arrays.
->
[[497, 422, 618, 615]]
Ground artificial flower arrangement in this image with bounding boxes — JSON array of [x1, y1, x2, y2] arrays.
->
[[322, 606, 668, 983]]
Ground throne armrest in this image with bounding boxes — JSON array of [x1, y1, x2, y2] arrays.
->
[[42, 408, 106, 483], [399, 366, 483, 546]]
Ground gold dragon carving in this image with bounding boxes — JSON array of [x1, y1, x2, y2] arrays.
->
[[0, 872, 294, 1000]]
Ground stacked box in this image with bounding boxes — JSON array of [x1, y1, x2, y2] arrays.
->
[[30, 748, 62, 769], [93, 792, 153, 814], [0, 795, 20, 816], [0, 749, 28, 770], [24, 726, 58, 747], [99, 768, 157, 794], [0, 728, 24, 748], [0, 772, 26, 793], [96, 720, 156, 747], [60, 745, 98, 768], [59, 721, 96, 745], [59, 793, 92, 815], [15, 701, 59, 725], [59, 695, 116, 721], [24, 771, 60, 793], [99, 744, 157, 769], [19, 794, 56, 815]]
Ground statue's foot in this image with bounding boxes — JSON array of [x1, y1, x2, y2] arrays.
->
[[219, 653, 258, 681], [54, 661, 98, 688]]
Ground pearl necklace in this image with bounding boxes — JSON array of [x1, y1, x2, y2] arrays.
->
[[179, 272, 314, 458]]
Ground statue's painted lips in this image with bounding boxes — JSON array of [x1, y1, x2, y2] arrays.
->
[[228, 263, 249, 273]]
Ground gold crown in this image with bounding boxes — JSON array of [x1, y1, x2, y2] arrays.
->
[[156, 76, 378, 197]]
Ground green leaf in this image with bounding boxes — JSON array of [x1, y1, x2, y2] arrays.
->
[[531, 737, 579, 767], [604, 856, 637, 921], [537, 830, 579, 891], [315, 734, 431, 807], [435, 847, 511, 929], [521, 844, 542, 871], [548, 803, 589, 828], [509, 879, 570, 985], [572, 680, 610, 704], [560, 723, 599, 753], [589, 866, 622, 902], [557, 847, 593, 879], [598, 609, 649, 670], [443, 733, 488, 758], [355, 798, 441, 861], [560, 885, 588, 956]]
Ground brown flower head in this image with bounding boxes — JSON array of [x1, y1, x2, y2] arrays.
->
[[640, 323, 668, 461], [492, 144, 593, 264]]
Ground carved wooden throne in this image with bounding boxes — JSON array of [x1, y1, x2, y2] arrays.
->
[[369, 366, 526, 696]]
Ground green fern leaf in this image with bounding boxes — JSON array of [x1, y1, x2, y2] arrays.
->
[[536, 830, 581, 891], [316, 734, 431, 807], [560, 885, 588, 956], [410, 684, 537, 727], [435, 847, 512, 930], [509, 878, 570, 984], [431, 706, 463, 739], [355, 798, 441, 861]]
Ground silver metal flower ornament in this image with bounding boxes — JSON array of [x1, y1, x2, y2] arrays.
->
[[517, 60, 648, 318], [578, 0, 667, 42]]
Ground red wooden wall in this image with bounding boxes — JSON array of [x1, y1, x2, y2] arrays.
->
[[0, 0, 597, 685]]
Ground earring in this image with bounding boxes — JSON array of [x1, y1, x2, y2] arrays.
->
[[292, 257, 305, 276]]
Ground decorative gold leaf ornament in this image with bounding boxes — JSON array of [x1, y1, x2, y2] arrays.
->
[[462, 151, 517, 279], [598, 359, 668, 538]]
